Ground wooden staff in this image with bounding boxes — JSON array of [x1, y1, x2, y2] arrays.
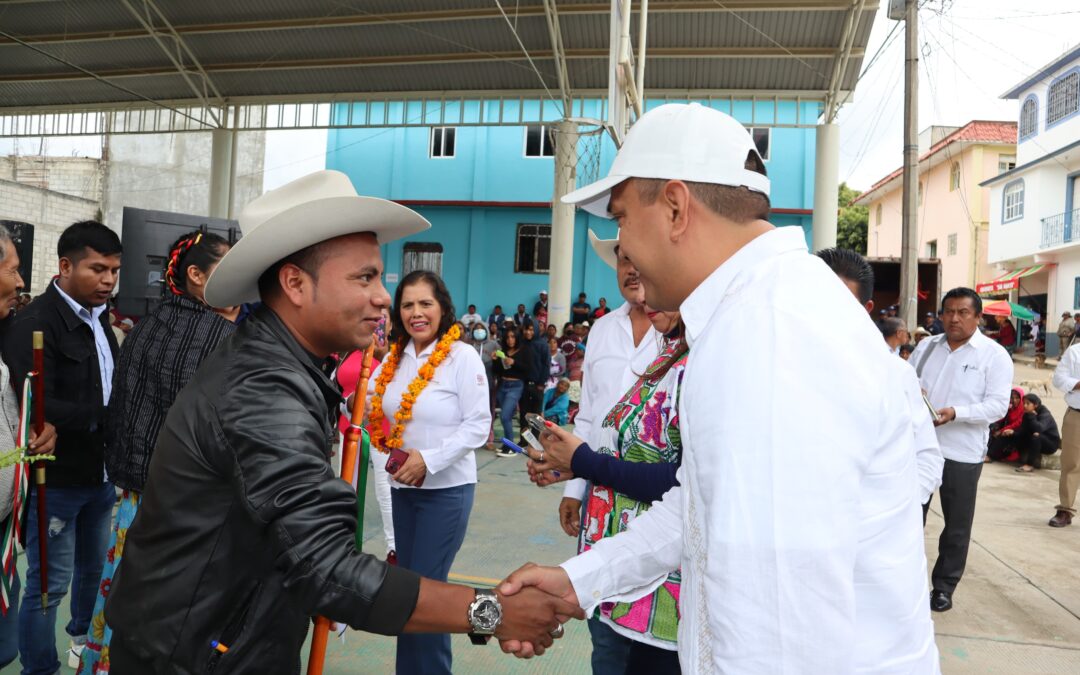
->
[[31, 330, 47, 613], [306, 344, 375, 675]]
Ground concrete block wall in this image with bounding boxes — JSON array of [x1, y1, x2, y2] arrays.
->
[[0, 179, 101, 292], [0, 155, 104, 202]]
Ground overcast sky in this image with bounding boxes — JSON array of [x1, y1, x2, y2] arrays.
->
[[2, 1, 1077, 195], [837, 0, 1079, 190]]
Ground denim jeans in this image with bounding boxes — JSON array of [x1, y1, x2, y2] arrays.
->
[[19, 482, 116, 675], [391, 484, 475, 674], [0, 569, 18, 669], [588, 616, 633, 675], [495, 379, 525, 441]]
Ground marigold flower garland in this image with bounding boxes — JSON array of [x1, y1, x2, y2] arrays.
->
[[369, 323, 462, 452]]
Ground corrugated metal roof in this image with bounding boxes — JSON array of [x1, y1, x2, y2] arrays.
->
[[0, 0, 878, 110]]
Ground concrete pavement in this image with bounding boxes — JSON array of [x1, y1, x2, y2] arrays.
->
[[30, 392, 1080, 673]]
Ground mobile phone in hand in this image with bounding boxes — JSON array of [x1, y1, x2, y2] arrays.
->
[[385, 447, 425, 486], [524, 412, 546, 437]]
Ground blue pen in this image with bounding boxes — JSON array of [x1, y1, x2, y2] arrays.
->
[[501, 438, 561, 478]]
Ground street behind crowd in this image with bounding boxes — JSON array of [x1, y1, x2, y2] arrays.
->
[[28, 362, 1080, 674]]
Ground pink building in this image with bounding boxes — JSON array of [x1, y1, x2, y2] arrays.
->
[[856, 121, 1017, 306]]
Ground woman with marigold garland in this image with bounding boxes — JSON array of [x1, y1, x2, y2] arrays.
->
[[366, 270, 491, 674], [78, 231, 237, 674]]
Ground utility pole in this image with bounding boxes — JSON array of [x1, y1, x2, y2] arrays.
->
[[899, 0, 919, 329]]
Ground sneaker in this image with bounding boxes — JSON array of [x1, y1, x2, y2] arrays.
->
[[67, 641, 85, 669], [495, 448, 517, 458]]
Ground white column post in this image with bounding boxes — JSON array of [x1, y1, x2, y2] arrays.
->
[[812, 122, 839, 251], [209, 122, 234, 219], [549, 119, 579, 330]]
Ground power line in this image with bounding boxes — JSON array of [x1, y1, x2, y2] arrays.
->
[[0, 29, 215, 130], [493, 0, 563, 114], [710, 0, 830, 83]]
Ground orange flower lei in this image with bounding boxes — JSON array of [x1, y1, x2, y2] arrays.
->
[[369, 323, 462, 452]]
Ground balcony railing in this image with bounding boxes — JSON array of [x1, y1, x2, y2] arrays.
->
[[1040, 207, 1080, 249]]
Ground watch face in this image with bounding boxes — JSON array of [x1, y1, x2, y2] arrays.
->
[[473, 598, 501, 631]]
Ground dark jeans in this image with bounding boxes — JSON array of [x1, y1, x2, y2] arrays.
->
[[495, 379, 524, 441], [930, 459, 983, 595], [20, 482, 116, 675], [518, 383, 543, 437], [588, 616, 633, 675], [0, 569, 18, 669], [391, 484, 475, 675], [626, 640, 681, 674]]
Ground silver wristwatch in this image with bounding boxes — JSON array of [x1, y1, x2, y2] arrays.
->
[[467, 588, 502, 645]]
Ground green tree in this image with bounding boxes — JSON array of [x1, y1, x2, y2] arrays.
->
[[837, 182, 868, 254]]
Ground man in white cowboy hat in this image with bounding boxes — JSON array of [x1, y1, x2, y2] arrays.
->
[[541, 228, 658, 672], [104, 170, 581, 672], [500, 104, 939, 672]]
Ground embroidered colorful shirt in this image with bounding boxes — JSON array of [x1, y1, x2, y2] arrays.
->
[[580, 337, 689, 649]]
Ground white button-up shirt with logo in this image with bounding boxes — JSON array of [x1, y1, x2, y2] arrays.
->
[[910, 330, 1013, 464], [561, 227, 939, 674], [368, 339, 491, 490], [562, 301, 659, 501]]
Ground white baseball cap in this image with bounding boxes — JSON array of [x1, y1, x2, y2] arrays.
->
[[562, 103, 770, 218]]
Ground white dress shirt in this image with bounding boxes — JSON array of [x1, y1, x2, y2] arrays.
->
[[910, 330, 1013, 464], [367, 339, 491, 490], [1052, 343, 1080, 408], [563, 302, 659, 501], [894, 357, 945, 504], [561, 227, 939, 674], [54, 280, 114, 405]]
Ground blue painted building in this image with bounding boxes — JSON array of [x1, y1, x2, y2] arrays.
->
[[326, 98, 822, 319]]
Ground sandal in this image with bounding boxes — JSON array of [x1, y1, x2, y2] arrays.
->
[[1015, 465, 1034, 473]]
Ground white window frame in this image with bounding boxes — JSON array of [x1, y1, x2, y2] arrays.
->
[[523, 125, 556, 158], [1019, 95, 1038, 141], [998, 154, 1016, 175], [1003, 179, 1025, 223], [1047, 69, 1080, 129], [949, 162, 960, 192], [926, 239, 938, 259], [947, 233, 957, 256], [875, 203, 883, 226], [429, 127, 457, 158]]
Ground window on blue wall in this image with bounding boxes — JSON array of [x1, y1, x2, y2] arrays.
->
[[403, 242, 444, 277], [744, 127, 770, 161], [430, 127, 456, 158], [524, 125, 556, 157], [516, 224, 551, 273]]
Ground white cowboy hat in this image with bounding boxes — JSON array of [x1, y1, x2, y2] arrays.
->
[[588, 229, 618, 270], [205, 170, 430, 307]]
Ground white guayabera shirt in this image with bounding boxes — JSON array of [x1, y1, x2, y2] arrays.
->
[[562, 301, 659, 502], [562, 227, 940, 674]]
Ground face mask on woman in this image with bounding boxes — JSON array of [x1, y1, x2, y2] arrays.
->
[[472, 328, 488, 341]]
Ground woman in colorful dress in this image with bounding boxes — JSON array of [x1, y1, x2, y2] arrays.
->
[[366, 270, 491, 675], [528, 306, 687, 674], [78, 232, 237, 674]]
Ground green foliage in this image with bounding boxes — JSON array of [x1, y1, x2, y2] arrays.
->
[[837, 182, 868, 255]]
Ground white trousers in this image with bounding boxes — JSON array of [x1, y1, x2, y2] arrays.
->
[[336, 432, 396, 552]]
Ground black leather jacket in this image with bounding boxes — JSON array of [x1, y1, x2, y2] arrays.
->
[[105, 307, 420, 673]]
